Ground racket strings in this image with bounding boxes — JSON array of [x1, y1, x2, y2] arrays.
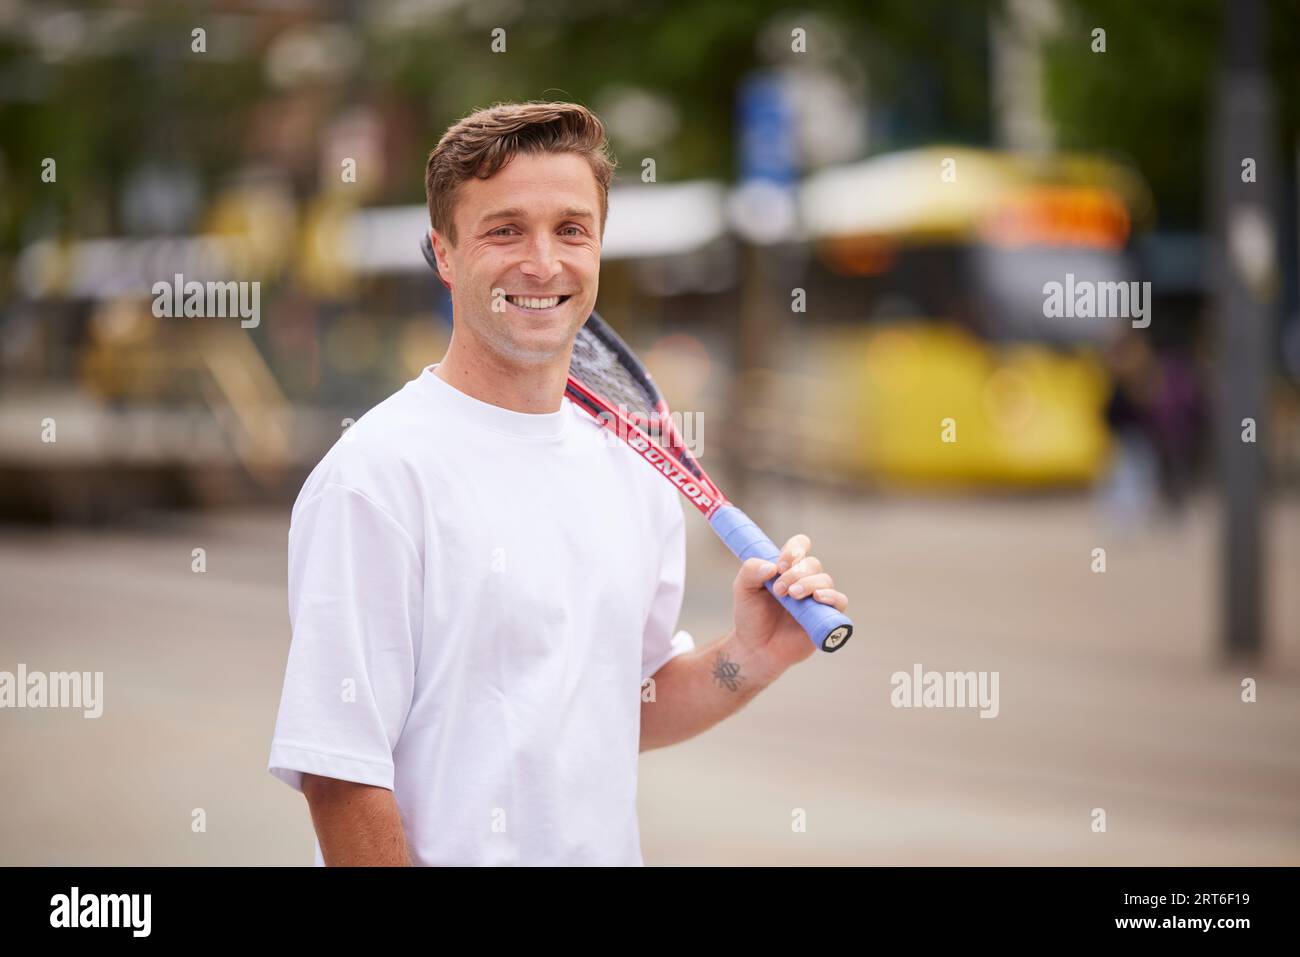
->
[[569, 322, 709, 485], [569, 327, 657, 421]]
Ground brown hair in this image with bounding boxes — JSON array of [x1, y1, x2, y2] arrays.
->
[[425, 101, 616, 246]]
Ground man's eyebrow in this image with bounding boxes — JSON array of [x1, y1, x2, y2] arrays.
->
[[476, 206, 595, 226], [477, 207, 527, 224]]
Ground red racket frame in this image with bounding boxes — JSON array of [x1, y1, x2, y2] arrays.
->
[[564, 376, 725, 520]]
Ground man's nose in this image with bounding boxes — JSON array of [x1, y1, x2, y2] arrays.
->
[[518, 235, 563, 279]]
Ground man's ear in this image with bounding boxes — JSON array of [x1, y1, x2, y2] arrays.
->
[[429, 227, 454, 291]]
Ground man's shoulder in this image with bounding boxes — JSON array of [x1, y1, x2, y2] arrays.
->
[[291, 378, 448, 526]]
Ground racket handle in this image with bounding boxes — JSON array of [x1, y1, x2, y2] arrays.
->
[[708, 504, 854, 653]]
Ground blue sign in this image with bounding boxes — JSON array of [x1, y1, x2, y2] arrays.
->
[[737, 71, 796, 185]]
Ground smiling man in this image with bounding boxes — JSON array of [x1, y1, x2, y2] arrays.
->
[[267, 101, 847, 866]]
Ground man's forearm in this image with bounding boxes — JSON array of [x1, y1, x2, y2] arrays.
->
[[302, 774, 412, 866], [640, 630, 784, 752]]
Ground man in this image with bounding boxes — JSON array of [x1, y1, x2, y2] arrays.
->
[[268, 101, 848, 866]]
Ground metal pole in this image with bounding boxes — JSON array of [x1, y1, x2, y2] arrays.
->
[[1212, 0, 1277, 662]]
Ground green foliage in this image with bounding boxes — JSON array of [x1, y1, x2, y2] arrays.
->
[[1043, 0, 1300, 228], [3, 0, 1292, 252]]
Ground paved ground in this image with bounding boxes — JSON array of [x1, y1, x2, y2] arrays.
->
[[1, 484, 1297, 865]]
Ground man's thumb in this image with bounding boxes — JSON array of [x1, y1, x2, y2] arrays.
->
[[734, 557, 778, 594]]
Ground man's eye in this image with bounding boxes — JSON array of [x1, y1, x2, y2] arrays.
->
[[490, 227, 517, 237], [560, 225, 584, 237]]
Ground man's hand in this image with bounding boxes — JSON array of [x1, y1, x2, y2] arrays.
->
[[640, 534, 847, 752], [730, 534, 848, 676]]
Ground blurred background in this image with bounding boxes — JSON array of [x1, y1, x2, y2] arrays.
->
[[1, 0, 1298, 865]]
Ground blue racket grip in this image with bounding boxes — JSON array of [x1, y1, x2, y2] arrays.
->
[[708, 504, 854, 652]]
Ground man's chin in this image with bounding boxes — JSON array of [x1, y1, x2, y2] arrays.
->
[[493, 332, 580, 367], [468, 296, 592, 366]]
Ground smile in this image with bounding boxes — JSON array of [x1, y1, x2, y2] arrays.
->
[[506, 294, 571, 312]]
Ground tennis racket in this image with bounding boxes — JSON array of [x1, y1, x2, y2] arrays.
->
[[420, 233, 853, 652]]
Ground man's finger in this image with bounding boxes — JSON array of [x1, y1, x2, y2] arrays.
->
[[735, 556, 779, 592], [776, 534, 811, 572], [811, 588, 848, 611], [785, 572, 834, 599], [772, 555, 823, 595]]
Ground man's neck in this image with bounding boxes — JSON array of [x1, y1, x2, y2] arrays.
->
[[433, 333, 569, 414]]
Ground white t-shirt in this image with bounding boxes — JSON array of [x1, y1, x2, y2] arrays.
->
[[268, 364, 694, 866]]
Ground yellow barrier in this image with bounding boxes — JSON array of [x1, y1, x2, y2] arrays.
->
[[746, 322, 1112, 487]]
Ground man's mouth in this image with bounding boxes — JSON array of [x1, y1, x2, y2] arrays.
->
[[505, 294, 572, 312]]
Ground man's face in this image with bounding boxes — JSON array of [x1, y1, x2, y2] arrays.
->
[[430, 151, 602, 365]]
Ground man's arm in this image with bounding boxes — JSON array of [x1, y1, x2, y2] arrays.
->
[[640, 534, 848, 752], [640, 628, 782, 751], [301, 774, 412, 866]]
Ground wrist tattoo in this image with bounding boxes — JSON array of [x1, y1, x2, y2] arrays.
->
[[711, 651, 744, 692]]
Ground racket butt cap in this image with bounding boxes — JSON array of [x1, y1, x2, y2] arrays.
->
[[822, 625, 852, 652]]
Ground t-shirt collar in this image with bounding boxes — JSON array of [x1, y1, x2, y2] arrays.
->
[[418, 364, 571, 439]]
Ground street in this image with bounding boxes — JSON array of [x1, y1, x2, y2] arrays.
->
[[2, 484, 1297, 865]]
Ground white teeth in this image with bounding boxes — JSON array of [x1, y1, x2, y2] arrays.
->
[[508, 295, 561, 310]]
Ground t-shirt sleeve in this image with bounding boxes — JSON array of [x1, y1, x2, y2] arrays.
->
[[640, 490, 695, 684], [268, 481, 422, 793]]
